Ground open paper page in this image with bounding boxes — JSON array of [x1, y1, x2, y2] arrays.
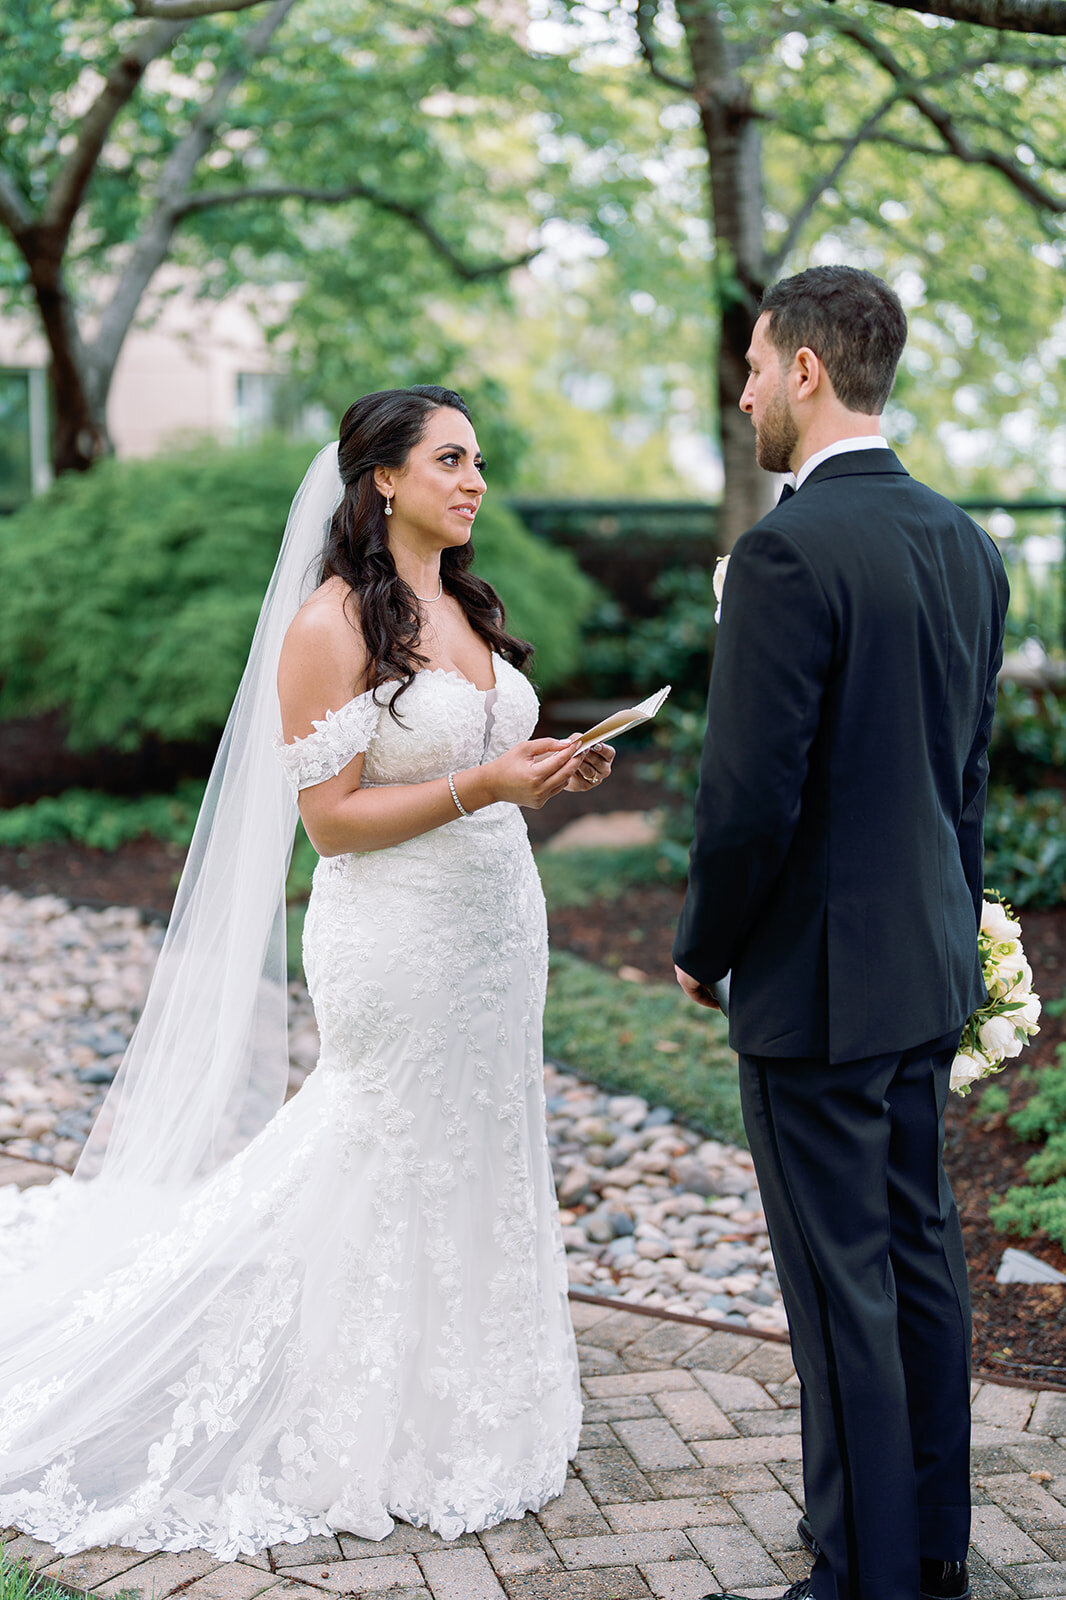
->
[[576, 685, 671, 751]]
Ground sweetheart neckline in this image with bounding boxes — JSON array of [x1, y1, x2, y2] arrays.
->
[[290, 654, 505, 741], [420, 659, 498, 694]]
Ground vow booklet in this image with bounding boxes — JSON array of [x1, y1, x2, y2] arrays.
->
[[576, 685, 671, 751]]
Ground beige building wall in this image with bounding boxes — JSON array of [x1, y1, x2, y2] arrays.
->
[[0, 280, 277, 469]]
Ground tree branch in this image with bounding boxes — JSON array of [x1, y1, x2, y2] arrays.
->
[[130, 0, 270, 15], [922, 49, 1066, 77], [767, 109, 1062, 170], [0, 165, 33, 238], [767, 92, 901, 271], [836, 22, 1066, 211], [634, 0, 696, 92], [43, 20, 185, 242], [176, 182, 539, 279], [764, 116, 957, 157], [857, 0, 1066, 37], [90, 0, 298, 392]]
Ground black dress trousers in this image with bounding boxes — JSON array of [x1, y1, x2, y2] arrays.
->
[[738, 1029, 972, 1600]]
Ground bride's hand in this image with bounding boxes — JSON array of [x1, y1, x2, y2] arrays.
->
[[565, 739, 615, 794], [482, 737, 584, 809]]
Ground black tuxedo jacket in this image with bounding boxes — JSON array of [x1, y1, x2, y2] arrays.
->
[[673, 449, 1009, 1063]]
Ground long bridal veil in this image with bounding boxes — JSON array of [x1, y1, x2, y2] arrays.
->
[[0, 441, 343, 1286]]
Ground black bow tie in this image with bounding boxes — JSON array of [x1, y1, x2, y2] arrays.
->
[[777, 483, 796, 505]]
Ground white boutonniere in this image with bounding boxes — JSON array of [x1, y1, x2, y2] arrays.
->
[[951, 895, 1041, 1095], [713, 554, 729, 625]]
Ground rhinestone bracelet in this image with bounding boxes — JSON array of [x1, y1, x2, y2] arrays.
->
[[448, 772, 470, 818]]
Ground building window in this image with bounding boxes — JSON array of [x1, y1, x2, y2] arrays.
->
[[235, 372, 332, 444], [235, 371, 282, 441], [0, 367, 50, 512]]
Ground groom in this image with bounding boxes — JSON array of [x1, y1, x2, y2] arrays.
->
[[674, 266, 1008, 1600]]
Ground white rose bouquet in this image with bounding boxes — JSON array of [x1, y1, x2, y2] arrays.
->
[[713, 554, 729, 625], [951, 896, 1041, 1095]]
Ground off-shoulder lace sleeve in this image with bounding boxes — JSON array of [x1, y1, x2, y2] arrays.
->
[[273, 692, 383, 796]]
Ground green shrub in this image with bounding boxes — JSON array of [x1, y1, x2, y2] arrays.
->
[[0, 783, 206, 850], [469, 496, 597, 691], [640, 702, 708, 851], [983, 786, 1066, 908], [989, 680, 1066, 786], [579, 565, 714, 709], [286, 828, 319, 901], [990, 1038, 1066, 1246], [0, 440, 595, 752], [975, 1081, 1010, 1122]]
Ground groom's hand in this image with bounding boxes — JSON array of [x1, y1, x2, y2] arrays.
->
[[675, 964, 722, 1011]]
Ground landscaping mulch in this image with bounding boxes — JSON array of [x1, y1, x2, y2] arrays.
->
[[0, 836, 185, 917]]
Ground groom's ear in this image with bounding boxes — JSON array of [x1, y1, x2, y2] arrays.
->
[[793, 345, 825, 402]]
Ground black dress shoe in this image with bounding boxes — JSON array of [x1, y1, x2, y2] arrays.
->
[[787, 1523, 960, 1600], [792, 1520, 969, 1600], [797, 1512, 819, 1556], [921, 1559, 970, 1599]]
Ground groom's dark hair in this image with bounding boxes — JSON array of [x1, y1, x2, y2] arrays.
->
[[759, 266, 907, 414]]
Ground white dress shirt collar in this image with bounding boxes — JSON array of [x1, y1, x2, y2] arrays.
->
[[790, 435, 889, 491]]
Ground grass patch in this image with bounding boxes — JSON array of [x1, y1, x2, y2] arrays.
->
[[536, 842, 685, 911], [544, 949, 743, 1146], [0, 1547, 116, 1600], [0, 1550, 43, 1600]]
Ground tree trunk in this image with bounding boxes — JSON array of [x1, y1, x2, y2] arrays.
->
[[25, 228, 113, 473], [677, 1, 773, 550], [50, 360, 113, 476]]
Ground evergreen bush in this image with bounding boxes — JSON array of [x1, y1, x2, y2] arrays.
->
[[982, 787, 1066, 908], [0, 439, 595, 752], [579, 565, 714, 709], [988, 680, 1066, 788], [990, 1038, 1066, 1247], [0, 783, 205, 851]]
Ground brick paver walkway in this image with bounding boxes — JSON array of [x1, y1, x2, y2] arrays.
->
[[5, 1297, 1066, 1600]]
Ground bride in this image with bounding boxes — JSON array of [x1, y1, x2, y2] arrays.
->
[[0, 385, 614, 1560]]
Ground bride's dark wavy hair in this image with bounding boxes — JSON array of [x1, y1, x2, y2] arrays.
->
[[319, 385, 533, 717]]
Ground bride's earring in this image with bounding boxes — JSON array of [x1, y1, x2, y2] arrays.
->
[[384, 492, 393, 517]]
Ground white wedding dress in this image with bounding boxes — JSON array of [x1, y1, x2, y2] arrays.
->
[[0, 653, 580, 1560]]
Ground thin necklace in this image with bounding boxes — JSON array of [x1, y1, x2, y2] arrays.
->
[[414, 577, 443, 603]]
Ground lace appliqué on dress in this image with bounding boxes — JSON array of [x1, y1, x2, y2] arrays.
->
[[273, 693, 384, 795]]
